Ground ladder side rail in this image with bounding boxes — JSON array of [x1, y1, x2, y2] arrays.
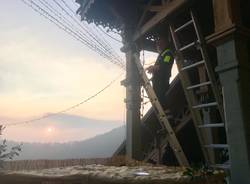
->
[[190, 11, 225, 122], [133, 53, 189, 167], [169, 24, 215, 164]]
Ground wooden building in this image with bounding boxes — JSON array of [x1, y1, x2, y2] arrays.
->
[[76, 0, 250, 183]]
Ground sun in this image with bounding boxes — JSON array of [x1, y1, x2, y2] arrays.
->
[[47, 127, 53, 133]]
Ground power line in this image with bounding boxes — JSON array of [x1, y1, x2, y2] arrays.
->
[[97, 26, 123, 43], [54, 0, 124, 65], [59, 0, 124, 64], [38, 0, 117, 64], [21, 0, 125, 69], [54, 0, 125, 67], [3, 73, 124, 127], [40, 0, 122, 66]]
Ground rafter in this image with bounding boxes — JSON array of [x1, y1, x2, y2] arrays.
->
[[133, 0, 189, 41]]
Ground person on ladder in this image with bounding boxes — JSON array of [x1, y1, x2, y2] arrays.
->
[[146, 33, 177, 165], [146, 33, 174, 116]]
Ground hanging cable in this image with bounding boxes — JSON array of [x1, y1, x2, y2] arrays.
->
[[38, 0, 120, 66], [54, 0, 124, 65], [97, 26, 122, 43], [141, 49, 146, 118], [2, 72, 124, 127], [58, 0, 124, 64], [41, 0, 123, 67], [21, 0, 125, 69]]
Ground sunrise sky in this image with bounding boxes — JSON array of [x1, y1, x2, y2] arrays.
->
[[0, 1, 178, 143]]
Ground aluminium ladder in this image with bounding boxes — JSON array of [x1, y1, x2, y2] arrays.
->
[[133, 53, 189, 167], [169, 10, 229, 169]]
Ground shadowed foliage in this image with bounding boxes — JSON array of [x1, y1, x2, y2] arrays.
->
[[0, 125, 21, 168]]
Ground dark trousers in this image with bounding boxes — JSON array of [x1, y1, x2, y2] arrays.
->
[[153, 78, 170, 110]]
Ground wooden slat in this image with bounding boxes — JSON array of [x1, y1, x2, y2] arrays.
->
[[133, 0, 189, 41]]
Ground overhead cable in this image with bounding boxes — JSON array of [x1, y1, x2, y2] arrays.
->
[[3, 72, 124, 127], [54, 0, 124, 65], [21, 0, 125, 69]]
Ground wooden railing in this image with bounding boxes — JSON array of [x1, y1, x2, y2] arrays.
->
[[3, 156, 143, 171], [3, 158, 110, 171]]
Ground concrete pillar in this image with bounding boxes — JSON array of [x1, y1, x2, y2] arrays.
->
[[215, 35, 250, 184], [211, 0, 250, 182], [122, 27, 142, 160]]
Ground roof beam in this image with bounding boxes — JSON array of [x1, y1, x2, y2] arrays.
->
[[133, 0, 189, 41], [146, 6, 165, 12], [136, 0, 154, 30]]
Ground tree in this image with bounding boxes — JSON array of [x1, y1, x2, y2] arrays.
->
[[0, 125, 21, 168]]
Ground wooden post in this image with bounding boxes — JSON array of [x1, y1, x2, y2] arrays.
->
[[210, 0, 250, 183], [122, 27, 142, 160]]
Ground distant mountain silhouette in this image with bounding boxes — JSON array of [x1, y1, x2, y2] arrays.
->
[[6, 126, 125, 160], [0, 113, 122, 130]]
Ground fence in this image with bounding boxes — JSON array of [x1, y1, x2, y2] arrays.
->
[[3, 158, 110, 171], [3, 156, 134, 171]]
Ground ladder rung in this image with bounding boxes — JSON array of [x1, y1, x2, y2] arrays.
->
[[187, 81, 211, 90], [204, 144, 229, 149], [192, 102, 218, 109], [174, 20, 193, 32], [179, 41, 196, 51], [181, 60, 205, 71], [211, 164, 231, 170], [198, 123, 224, 128]]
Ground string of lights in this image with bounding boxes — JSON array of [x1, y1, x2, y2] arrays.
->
[[2, 73, 124, 127]]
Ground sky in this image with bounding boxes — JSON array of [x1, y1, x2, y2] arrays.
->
[[0, 1, 178, 143]]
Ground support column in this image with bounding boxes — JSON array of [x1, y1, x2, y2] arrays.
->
[[209, 0, 250, 184], [209, 1, 250, 183], [122, 28, 142, 160], [215, 36, 250, 183]]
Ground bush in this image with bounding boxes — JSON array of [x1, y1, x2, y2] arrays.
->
[[0, 125, 21, 168]]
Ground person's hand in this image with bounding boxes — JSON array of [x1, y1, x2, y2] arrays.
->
[[146, 65, 154, 73], [146, 65, 159, 74]]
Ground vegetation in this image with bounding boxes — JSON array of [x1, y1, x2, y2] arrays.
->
[[0, 125, 21, 168]]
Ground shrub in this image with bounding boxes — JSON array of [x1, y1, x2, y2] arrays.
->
[[0, 125, 21, 168]]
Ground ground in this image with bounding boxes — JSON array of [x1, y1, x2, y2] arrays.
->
[[0, 164, 225, 184]]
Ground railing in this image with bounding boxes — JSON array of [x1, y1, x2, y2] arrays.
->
[[3, 158, 109, 171]]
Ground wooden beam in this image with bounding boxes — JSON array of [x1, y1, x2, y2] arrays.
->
[[136, 0, 154, 31], [174, 113, 192, 133], [212, 0, 242, 33], [133, 0, 189, 41], [142, 5, 164, 12]]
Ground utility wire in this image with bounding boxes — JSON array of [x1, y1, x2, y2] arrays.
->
[[3, 73, 124, 127], [59, 0, 124, 64], [24, 0, 107, 59], [97, 26, 123, 43], [38, 0, 118, 65], [21, 0, 125, 69], [56, 0, 125, 67], [54, 0, 124, 65], [41, 0, 123, 66], [59, 0, 117, 50]]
